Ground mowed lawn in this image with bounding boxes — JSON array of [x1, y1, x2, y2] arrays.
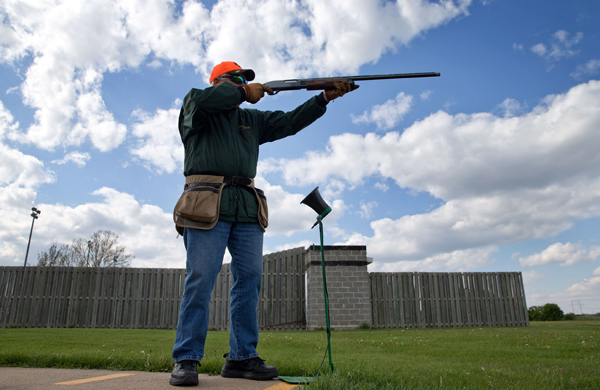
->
[[0, 320, 598, 389]]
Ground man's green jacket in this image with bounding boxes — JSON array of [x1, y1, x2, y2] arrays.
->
[[178, 82, 328, 225]]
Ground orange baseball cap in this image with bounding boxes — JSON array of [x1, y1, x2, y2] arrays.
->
[[209, 61, 255, 84]]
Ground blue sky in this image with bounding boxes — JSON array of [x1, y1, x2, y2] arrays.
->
[[1, 0, 599, 315]]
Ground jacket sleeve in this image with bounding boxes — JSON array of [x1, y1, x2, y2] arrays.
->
[[179, 83, 244, 143], [258, 94, 328, 144]]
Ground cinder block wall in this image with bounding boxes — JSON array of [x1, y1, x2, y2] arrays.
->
[[305, 246, 372, 330]]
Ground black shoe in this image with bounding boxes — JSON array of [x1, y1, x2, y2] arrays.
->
[[220, 354, 278, 380], [169, 360, 199, 386]]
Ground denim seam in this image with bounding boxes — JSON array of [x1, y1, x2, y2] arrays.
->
[[232, 245, 242, 359], [228, 352, 259, 361], [174, 355, 203, 363]]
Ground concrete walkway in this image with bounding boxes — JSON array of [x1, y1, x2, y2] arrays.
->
[[0, 368, 299, 390]]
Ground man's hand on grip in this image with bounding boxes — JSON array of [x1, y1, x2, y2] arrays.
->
[[324, 80, 357, 102], [243, 83, 274, 104]]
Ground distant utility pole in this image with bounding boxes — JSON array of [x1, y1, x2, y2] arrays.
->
[[571, 300, 584, 315], [24, 207, 41, 267]]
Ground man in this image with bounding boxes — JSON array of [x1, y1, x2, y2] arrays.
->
[[170, 61, 353, 386]]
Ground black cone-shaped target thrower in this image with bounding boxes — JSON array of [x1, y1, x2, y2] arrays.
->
[[278, 187, 334, 385], [301, 187, 334, 374]]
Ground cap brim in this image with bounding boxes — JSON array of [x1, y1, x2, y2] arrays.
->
[[228, 68, 255, 82]]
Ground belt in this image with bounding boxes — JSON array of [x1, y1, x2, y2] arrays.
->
[[223, 176, 253, 187], [183, 176, 254, 191]]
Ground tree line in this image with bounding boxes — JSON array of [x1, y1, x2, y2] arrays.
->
[[37, 230, 133, 267], [528, 303, 573, 321]]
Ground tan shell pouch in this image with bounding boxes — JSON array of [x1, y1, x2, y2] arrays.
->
[[173, 175, 225, 233], [175, 183, 223, 223], [173, 175, 269, 234], [253, 187, 269, 229]]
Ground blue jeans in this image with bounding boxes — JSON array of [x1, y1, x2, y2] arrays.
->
[[172, 221, 264, 362]]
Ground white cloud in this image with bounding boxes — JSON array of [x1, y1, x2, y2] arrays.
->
[[571, 59, 600, 79], [593, 266, 600, 276], [260, 80, 600, 261], [531, 30, 583, 62], [147, 60, 163, 69], [269, 81, 600, 198], [345, 177, 600, 262], [51, 151, 91, 167], [322, 180, 346, 199], [1, 101, 176, 266], [0, 101, 56, 264], [1, 0, 471, 154], [2, 1, 137, 151], [130, 104, 183, 174], [0, 100, 19, 140], [565, 276, 600, 300], [352, 92, 413, 130], [368, 246, 497, 272], [270, 241, 312, 254], [255, 177, 347, 238], [531, 43, 547, 58], [0, 186, 186, 268], [519, 242, 600, 267], [0, 0, 199, 152], [522, 270, 549, 284], [206, 0, 471, 79], [531, 273, 600, 313], [375, 182, 389, 192], [420, 90, 432, 100], [358, 201, 378, 219], [496, 98, 522, 118], [0, 101, 55, 207]]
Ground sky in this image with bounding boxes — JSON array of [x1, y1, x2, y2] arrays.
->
[[1, 0, 599, 315]]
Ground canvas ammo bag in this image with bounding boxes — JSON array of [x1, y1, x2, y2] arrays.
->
[[173, 174, 268, 235]]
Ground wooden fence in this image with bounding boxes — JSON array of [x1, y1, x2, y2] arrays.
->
[[370, 272, 529, 328], [207, 247, 306, 331], [1, 259, 528, 330], [0, 266, 185, 329], [0, 247, 306, 330]]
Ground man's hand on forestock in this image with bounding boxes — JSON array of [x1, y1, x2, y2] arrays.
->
[[243, 83, 274, 104], [324, 80, 357, 102]]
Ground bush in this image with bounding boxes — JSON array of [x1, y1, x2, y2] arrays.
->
[[565, 313, 576, 320], [528, 303, 564, 321], [542, 303, 565, 321], [528, 306, 543, 321]]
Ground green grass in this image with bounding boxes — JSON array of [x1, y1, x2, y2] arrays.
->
[[1, 321, 599, 389]]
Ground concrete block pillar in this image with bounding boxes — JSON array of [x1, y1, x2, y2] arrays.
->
[[305, 245, 372, 330]]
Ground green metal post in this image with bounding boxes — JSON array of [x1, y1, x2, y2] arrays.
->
[[317, 218, 334, 373]]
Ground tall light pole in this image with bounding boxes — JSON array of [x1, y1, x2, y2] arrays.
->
[[86, 240, 93, 267], [24, 207, 41, 267]]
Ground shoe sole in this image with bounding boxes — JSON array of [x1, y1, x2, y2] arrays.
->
[[220, 368, 278, 381], [169, 374, 199, 386]]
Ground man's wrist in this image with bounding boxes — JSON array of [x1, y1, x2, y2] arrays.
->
[[317, 92, 329, 107]]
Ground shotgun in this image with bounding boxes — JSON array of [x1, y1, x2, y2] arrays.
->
[[264, 72, 440, 94]]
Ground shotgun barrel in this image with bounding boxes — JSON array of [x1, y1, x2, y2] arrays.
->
[[264, 72, 440, 94]]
